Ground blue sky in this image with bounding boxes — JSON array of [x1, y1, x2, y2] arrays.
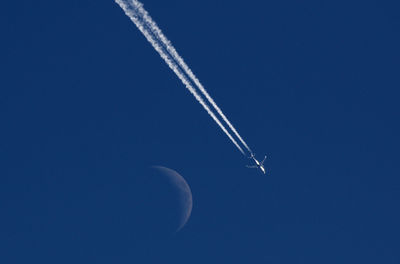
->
[[1, 0, 400, 263]]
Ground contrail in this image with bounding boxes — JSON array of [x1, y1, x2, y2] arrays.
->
[[115, 0, 245, 154], [126, 0, 253, 154]]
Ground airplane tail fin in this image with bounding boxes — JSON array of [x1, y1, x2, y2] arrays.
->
[[248, 153, 255, 159]]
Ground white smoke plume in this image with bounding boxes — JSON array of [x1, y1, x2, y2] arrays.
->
[[126, 0, 252, 154], [115, 0, 248, 155]]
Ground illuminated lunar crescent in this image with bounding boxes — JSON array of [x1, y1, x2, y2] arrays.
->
[[151, 166, 193, 232]]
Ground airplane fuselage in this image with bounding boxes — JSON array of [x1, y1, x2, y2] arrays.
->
[[250, 156, 266, 174]]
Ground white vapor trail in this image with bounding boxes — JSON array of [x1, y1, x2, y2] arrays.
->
[[127, 0, 253, 154], [115, 0, 245, 154]]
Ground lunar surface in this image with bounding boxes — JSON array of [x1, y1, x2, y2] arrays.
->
[[133, 166, 193, 236], [151, 166, 192, 231]]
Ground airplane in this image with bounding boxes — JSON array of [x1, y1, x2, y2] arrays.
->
[[246, 153, 267, 175]]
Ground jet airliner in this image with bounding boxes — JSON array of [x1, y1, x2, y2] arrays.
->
[[246, 153, 267, 175]]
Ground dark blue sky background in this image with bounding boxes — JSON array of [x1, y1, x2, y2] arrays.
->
[[1, 0, 399, 263]]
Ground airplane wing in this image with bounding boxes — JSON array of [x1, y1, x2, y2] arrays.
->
[[246, 165, 258, 169], [261, 156, 267, 165]]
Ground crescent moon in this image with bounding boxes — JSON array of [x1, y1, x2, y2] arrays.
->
[[151, 166, 193, 232]]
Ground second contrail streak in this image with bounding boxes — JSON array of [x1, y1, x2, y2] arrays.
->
[[128, 0, 253, 154], [115, 0, 245, 154]]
